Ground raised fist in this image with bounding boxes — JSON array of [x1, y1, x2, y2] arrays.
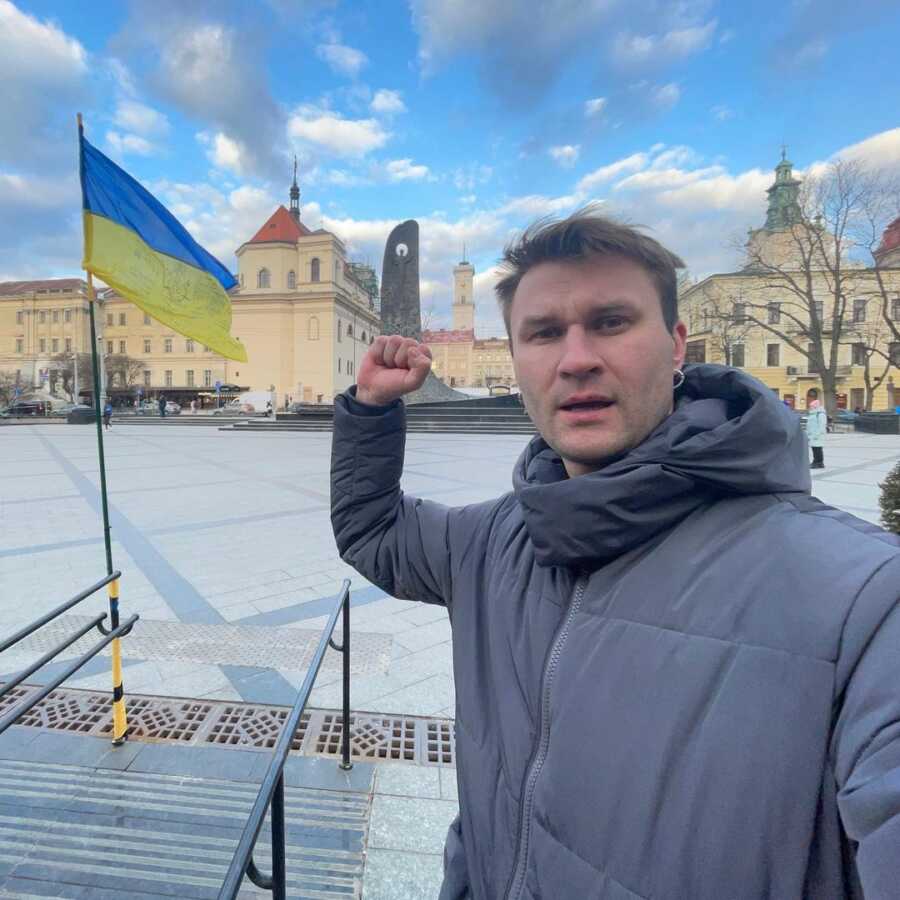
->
[[356, 335, 433, 406]]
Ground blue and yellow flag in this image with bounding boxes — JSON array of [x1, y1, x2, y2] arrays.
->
[[79, 127, 247, 362]]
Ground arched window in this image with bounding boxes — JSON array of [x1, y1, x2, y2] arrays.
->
[[347, 323, 353, 337], [311, 258, 320, 282], [257, 268, 270, 289], [361, 331, 367, 342], [287, 270, 296, 289], [369, 334, 374, 345], [308, 316, 319, 340]]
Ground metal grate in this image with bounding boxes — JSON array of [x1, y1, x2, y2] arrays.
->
[[315, 713, 417, 763], [205, 704, 309, 751], [0, 682, 455, 767], [98, 696, 213, 742]]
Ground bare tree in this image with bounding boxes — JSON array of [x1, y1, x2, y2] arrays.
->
[[105, 354, 143, 390], [723, 158, 894, 416], [693, 285, 757, 365], [840, 320, 893, 410], [0, 372, 33, 406]]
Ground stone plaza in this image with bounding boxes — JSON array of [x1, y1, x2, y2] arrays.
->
[[0, 421, 898, 897]]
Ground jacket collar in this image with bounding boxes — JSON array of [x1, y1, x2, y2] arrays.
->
[[513, 365, 811, 568]]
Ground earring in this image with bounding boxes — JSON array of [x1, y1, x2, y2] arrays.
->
[[673, 368, 685, 390]]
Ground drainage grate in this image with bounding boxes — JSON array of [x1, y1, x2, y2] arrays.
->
[[0, 683, 455, 767], [205, 704, 309, 751], [98, 696, 212, 742]]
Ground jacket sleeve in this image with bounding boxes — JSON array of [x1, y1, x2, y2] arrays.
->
[[831, 554, 900, 898], [331, 388, 474, 607]]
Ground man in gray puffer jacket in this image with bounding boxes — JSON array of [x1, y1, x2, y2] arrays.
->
[[331, 210, 900, 899]]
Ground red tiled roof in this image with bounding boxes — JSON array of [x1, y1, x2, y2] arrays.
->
[[877, 215, 900, 256], [248, 206, 311, 244], [0, 278, 85, 296], [422, 328, 475, 344]]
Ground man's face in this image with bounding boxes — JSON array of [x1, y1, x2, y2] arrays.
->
[[510, 256, 687, 477]]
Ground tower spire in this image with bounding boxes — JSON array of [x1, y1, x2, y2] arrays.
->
[[289, 155, 300, 222]]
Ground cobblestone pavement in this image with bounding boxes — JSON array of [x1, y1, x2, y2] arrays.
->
[[1, 423, 898, 898]]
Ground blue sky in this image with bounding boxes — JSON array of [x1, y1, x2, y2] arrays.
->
[[2, 0, 899, 335]]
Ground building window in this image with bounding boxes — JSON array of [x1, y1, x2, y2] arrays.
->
[[65, 338, 72, 353], [337, 319, 342, 342], [164, 370, 173, 387], [807, 344, 819, 373], [143, 370, 151, 386], [370, 334, 374, 344], [335, 260, 340, 280], [16, 310, 23, 324], [164, 338, 173, 353], [186, 340, 194, 353], [890, 342, 900, 367], [257, 268, 270, 288], [204, 369, 212, 387], [287, 270, 296, 289], [852, 343, 866, 366], [39, 310, 47, 324], [308, 317, 319, 340], [186, 370, 194, 387], [852, 299, 867, 323], [144, 313, 151, 325], [338, 358, 342, 373], [813, 301, 824, 322], [361, 331, 367, 342], [106, 313, 113, 326], [311, 258, 320, 282], [106, 341, 113, 355], [119, 313, 127, 326], [40, 338, 48, 352], [731, 344, 745, 367], [144, 339, 151, 353], [15, 338, 23, 353], [117, 340, 125, 354], [52, 338, 59, 353], [65, 309, 72, 323], [892, 298, 900, 321], [52, 310, 59, 323], [684, 340, 706, 364], [766, 344, 780, 367], [732, 303, 746, 324], [347, 323, 353, 337], [240, 273, 244, 288], [767, 303, 781, 325]]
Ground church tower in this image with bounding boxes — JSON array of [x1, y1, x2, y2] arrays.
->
[[289, 156, 301, 223], [452, 249, 475, 332], [764, 149, 802, 232]]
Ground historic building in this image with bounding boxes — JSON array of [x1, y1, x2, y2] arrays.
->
[[0, 169, 381, 406], [680, 154, 900, 411], [424, 256, 516, 389]]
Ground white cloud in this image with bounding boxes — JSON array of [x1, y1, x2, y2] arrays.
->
[[385, 158, 431, 182], [584, 97, 607, 117], [832, 127, 900, 171], [202, 132, 252, 175], [549, 145, 581, 168], [316, 42, 368, 77], [0, 0, 88, 167], [612, 20, 716, 66], [652, 82, 681, 109], [288, 107, 389, 157], [498, 194, 582, 218], [113, 99, 169, 137], [105, 131, 156, 157], [577, 153, 649, 193], [459, 194, 477, 205], [370, 89, 407, 115], [792, 37, 829, 67], [453, 164, 493, 191], [711, 104, 734, 121]]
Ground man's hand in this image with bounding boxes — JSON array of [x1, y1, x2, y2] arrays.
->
[[356, 335, 433, 406]]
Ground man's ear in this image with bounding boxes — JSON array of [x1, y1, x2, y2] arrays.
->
[[672, 321, 688, 369]]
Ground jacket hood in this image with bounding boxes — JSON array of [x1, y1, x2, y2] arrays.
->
[[513, 364, 811, 568]]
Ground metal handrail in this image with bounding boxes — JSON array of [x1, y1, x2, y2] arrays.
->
[[218, 579, 352, 900], [0, 570, 138, 739]]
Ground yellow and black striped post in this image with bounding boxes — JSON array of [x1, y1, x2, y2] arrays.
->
[[108, 577, 128, 745]]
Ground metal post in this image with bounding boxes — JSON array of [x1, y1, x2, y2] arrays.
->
[[272, 775, 287, 900], [340, 589, 352, 771]]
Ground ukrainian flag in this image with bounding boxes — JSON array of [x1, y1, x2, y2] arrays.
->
[[79, 127, 247, 362]]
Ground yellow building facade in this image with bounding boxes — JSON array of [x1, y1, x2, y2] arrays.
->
[[680, 158, 900, 412], [0, 177, 381, 406]]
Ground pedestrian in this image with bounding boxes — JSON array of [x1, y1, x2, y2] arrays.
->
[[265, 400, 273, 417], [158, 394, 166, 418], [331, 209, 900, 899], [103, 400, 112, 429], [190, 399, 196, 415], [806, 388, 828, 468]]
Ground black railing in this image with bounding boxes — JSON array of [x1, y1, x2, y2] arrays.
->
[[218, 579, 352, 900], [0, 571, 138, 736]]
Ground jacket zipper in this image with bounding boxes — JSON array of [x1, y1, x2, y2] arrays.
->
[[504, 575, 588, 900]]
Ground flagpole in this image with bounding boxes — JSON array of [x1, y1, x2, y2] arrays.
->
[[79, 113, 128, 745]]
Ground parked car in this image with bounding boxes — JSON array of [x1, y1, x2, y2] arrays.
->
[[165, 401, 181, 415], [1, 400, 51, 416]]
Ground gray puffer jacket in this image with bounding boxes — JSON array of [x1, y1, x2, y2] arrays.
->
[[331, 364, 900, 900]]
